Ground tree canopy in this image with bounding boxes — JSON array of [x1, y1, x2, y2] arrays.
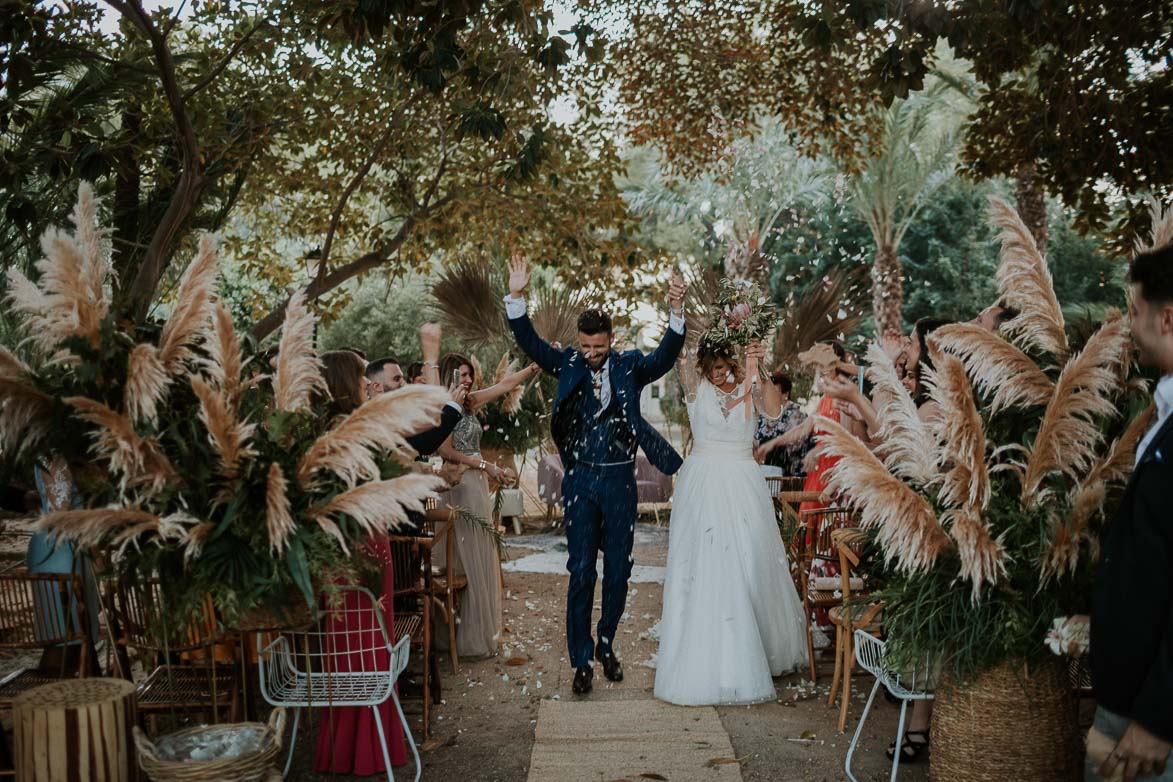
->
[[593, 0, 1173, 246], [1, 0, 645, 340]]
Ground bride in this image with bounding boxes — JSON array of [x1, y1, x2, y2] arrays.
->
[[654, 340, 807, 706]]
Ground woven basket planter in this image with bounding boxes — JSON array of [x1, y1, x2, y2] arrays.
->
[[133, 708, 286, 782], [930, 660, 1080, 781]]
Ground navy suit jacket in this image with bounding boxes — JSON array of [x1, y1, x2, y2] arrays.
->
[[1090, 410, 1173, 741], [509, 312, 685, 475]]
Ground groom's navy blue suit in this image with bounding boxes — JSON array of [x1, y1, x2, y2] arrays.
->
[[508, 307, 685, 667]]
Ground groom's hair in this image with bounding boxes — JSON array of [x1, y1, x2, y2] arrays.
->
[[577, 308, 612, 336]]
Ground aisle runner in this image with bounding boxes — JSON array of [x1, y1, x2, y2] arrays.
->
[[527, 698, 743, 782]]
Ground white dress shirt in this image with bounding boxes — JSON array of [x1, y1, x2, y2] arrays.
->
[[1136, 374, 1173, 466]]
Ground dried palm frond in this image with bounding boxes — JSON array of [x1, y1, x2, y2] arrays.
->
[[430, 257, 507, 349], [942, 507, 1007, 600], [1136, 195, 1173, 254], [110, 511, 193, 556], [191, 376, 256, 480], [297, 385, 447, 488], [124, 344, 170, 425], [183, 521, 216, 563], [64, 396, 176, 495], [864, 343, 938, 486], [308, 473, 447, 536], [266, 463, 296, 555], [273, 292, 326, 414], [1022, 313, 1130, 505], [203, 303, 244, 407], [1090, 403, 1156, 488], [491, 352, 527, 413], [930, 323, 1054, 413], [0, 378, 53, 457], [0, 346, 32, 380], [36, 508, 158, 549], [1041, 481, 1105, 584], [681, 264, 723, 353], [158, 234, 219, 372], [772, 267, 867, 372], [531, 283, 588, 347], [819, 416, 952, 573], [990, 197, 1068, 359], [928, 353, 990, 510]]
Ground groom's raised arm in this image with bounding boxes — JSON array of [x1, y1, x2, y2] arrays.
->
[[505, 296, 563, 376], [635, 313, 686, 385], [636, 270, 688, 385]]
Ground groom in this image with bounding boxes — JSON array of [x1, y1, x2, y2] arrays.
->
[[505, 256, 687, 695]]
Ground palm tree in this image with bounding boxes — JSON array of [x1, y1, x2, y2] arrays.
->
[[621, 119, 832, 284], [851, 90, 959, 334]]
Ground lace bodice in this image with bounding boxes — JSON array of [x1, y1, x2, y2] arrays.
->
[[687, 380, 763, 444], [452, 413, 482, 456]]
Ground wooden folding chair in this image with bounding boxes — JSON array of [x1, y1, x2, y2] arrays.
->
[[797, 506, 856, 682], [387, 533, 440, 741], [426, 506, 467, 674], [112, 579, 240, 731], [825, 527, 882, 731], [0, 571, 92, 705]]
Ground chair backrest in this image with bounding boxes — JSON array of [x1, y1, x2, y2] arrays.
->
[[800, 506, 855, 563], [0, 572, 88, 652], [386, 535, 430, 604], [831, 527, 870, 601], [257, 586, 400, 708], [764, 475, 804, 497], [115, 579, 220, 656]]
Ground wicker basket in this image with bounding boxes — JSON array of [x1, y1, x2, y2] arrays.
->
[[133, 708, 286, 782], [930, 660, 1080, 781]]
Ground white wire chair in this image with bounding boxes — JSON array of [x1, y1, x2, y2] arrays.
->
[[845, 630, 935, 782], [257, 586, 419, 782]]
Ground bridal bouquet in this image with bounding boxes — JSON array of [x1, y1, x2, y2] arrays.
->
[[698, 277, 777, 357]]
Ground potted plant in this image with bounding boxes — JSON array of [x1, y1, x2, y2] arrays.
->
[[0, 183, 447, 630], [818, 198, 1164, 781]]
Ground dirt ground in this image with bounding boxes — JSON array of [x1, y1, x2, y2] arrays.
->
[[289, 523, 931, 782]]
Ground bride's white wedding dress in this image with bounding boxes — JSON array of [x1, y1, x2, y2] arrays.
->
[[653, 376, 807, 706]]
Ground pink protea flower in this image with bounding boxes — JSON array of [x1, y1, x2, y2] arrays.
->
[[728, 302, 752, 327]]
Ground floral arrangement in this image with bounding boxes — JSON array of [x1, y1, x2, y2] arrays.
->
[[1046, 616, 1090, 657], [0, 183, 446, 625], [697, 277, 777, 357], [816, 197, 1168, 682]]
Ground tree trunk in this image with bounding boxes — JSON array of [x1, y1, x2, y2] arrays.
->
[[111, 101, 141, 307], [13, 678, 139, 782], [872, 243, 903, 335], [1015, 162, 1049, 251]]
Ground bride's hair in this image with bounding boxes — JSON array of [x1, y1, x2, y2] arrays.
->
[[695, 343, 745, 384]]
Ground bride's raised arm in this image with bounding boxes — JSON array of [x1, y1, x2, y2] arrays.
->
[[676, 348, 700, 404]]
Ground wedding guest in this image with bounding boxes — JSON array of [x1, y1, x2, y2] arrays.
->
[[366, 356, 405, 396], [753, 371, 811, 477], [406, 361, 426, 384], [1088, 243, 1173, 782], [319, 350, 370, 416], [434, 352, 540, 658]]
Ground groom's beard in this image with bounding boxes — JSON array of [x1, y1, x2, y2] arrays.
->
[[584, 355, 607, 370]]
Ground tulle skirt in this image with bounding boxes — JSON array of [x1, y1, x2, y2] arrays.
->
[[654, 441, 807, 706]]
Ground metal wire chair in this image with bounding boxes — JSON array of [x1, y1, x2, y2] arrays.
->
[[845, 630, 936, 782], [257, 585, 419, 782]]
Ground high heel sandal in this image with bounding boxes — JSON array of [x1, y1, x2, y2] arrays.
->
[[886, 729, 929, 762]]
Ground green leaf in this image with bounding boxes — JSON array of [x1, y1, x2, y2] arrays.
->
[[286, 537, 316, 610]]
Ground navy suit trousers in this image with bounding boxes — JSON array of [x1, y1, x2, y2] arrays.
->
[[562, 462, 638, 668]]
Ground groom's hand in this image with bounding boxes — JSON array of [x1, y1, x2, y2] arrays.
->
[[668, 269, 687, 313], [508, 254, 530, 298]]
